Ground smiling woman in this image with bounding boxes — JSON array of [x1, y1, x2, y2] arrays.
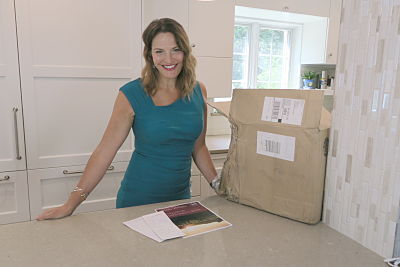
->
[[141, 18, 197, 98], [36, 18, 221, 220]]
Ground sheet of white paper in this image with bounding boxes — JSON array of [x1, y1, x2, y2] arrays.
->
[[123, 217, 163, 242], [142, 211, 184, 240], [256, 131, 296, 161], [261, 97, 305, 126]]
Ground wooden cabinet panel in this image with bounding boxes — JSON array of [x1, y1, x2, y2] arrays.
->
[[0, 171, 30, 224]]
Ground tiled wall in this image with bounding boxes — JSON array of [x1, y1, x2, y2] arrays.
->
[[323, 0, 400, 258]]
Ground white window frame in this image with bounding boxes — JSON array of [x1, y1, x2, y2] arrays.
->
[[234, 16, 302, 89]]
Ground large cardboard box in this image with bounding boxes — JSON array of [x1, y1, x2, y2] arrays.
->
[[209, 89, 330, 224]]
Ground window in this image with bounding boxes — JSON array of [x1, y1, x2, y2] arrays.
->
[[232, 21, 293, 90]]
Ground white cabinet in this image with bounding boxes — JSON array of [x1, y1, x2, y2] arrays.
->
[[15, 0, 140, 169], [0, 0, 142, 224], [142, 0, 188, 29], [196, 57, 233, 98], [142, 0, 234, 98], [188, 0, 234, 58], [0, 0, 29, 225], [236, 0, 342, 65], [27, 162, 128, 219], [189, 0, 234, 98], [235, 0, 330, 17], [0, 0, 26, 172], [0, 171, 30, 224], [300, 0, 342, 64], [325, 0, 342, 64]]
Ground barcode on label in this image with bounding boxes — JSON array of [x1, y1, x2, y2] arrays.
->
[[257, 131, 295, 161], [264, 139, 281, 154], [271, 100, 281, 121]]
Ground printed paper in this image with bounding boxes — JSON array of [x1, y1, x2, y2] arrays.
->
[[256, 131, 295, 161], [156, 201, 232, 238], [261, 97, 305, 125]]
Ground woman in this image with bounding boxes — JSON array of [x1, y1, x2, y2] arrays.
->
[[37, 18, 220, 220]]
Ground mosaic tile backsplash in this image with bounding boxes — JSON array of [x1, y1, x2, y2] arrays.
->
[[323, 0, 400, 258]]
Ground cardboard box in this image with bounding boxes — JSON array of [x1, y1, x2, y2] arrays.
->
[[208, 89, 330, 224]]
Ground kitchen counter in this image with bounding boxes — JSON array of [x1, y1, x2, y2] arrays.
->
[[206, 134, 230, 154], [0, 196, 385, 267]]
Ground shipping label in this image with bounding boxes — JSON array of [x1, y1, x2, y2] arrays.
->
[[261, 97, 305, 126], [256, 131, 295, 161]]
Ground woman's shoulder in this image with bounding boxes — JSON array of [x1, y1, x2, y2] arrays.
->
[[195, 80, 207, 98], [120, 78, 143, 92]]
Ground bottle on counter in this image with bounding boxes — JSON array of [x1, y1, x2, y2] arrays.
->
[[320, 71, 327, 89]]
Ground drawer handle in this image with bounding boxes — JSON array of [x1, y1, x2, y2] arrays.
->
[[13, 108, 22, 160], [63, 165, 115, 175], [0, 175, 10, 181]]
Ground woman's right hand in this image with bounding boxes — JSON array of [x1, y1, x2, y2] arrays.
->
[[36, 204, 74, 221]]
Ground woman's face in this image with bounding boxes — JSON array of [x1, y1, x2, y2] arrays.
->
[[151, 32, 184, 83]]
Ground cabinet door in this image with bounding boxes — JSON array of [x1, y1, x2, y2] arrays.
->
[[188, 0, 234, 57], [28, 162, 128, 219], [0, 0, 27, 172], [235, 0, 330, 17], [142, 0, 188, 30], [325, 0, 342, 64], [300, 18, 329, 64], [0, 171, 30, 224], [14, 0, 141, 169], [196, 57, 233, 98]]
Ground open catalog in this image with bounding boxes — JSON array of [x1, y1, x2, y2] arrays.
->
[[123, 201, 232, 242]]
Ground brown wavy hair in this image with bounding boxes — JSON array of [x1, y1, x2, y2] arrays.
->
[[141, 18, 197, 98]]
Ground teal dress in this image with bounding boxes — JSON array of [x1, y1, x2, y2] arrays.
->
[[116, 78, 204, 208]]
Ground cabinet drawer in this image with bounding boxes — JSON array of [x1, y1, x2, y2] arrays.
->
[[27, 162, 128, 219], [0, 171, 30, 224]]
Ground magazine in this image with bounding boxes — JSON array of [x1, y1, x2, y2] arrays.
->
[[155, 201, 232, 238]]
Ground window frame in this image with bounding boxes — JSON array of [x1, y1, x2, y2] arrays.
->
[[233, 16, 302, 90]]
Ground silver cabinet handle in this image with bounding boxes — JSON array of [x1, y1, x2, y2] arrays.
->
[[63, 165, 115, 175], [0, 175, 10, 182], [12, 108, 22, 160]]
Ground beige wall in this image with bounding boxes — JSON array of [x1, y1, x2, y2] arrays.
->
[[323, 0, 400, 258]]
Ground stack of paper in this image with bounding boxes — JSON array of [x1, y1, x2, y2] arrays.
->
[[123, 201, 232, 242]]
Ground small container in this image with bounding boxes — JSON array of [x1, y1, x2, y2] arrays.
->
[[320, 71, 327, 89]]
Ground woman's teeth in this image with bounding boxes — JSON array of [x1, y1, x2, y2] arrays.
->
[[163, 64, 177, 70]]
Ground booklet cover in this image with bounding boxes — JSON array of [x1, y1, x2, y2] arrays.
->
[[155, 201, 232, 238]]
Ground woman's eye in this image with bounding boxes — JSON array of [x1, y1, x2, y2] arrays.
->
[[173, 48, 182, 52]]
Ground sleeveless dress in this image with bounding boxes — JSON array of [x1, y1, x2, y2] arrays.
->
[[116, 78, 204, 208]]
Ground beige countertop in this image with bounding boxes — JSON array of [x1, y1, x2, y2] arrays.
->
[[206, 134, 230, 154], [0, 196, 385, 267]]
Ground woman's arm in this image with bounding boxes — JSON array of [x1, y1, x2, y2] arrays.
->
[[36, 91, 134, 220], [192, 82, 218, 185]]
